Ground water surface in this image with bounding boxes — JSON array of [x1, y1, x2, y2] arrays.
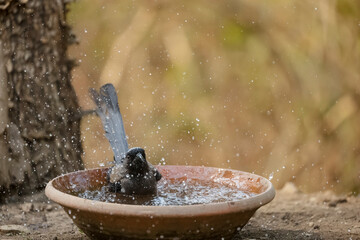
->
[[76, 179, 255, 206]]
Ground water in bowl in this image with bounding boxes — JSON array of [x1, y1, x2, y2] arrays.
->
[[75, 178, 255, 206]]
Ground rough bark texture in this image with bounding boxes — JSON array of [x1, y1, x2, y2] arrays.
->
[[0, 0, 83, 202]]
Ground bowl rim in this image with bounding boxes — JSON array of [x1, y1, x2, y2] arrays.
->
[[45, 165, 275, 217]]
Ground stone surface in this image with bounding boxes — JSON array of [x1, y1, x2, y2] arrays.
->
[[0, 190, 359, 239], [0, 224, 30, 234]]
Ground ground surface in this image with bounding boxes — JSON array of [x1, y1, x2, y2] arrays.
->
[[0, 184, 359, 240]]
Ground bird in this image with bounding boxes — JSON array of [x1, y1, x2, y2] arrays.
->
[[89, 83, 162, 195]]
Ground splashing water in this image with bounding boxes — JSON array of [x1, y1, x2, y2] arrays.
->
[[76, 179, 255, 206], [268, 172, 274, 181]]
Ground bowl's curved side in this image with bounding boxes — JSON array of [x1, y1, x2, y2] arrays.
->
[[62, 205, 258, 240], [45, 166, 275, 217], [45, 166, 275, 240]]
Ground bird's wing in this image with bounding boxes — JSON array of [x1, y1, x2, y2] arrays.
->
[[89, 84, 128, 163], [148, 162, 162, 181]]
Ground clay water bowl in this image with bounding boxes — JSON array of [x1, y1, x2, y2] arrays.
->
[[45, 165, 275, 240]]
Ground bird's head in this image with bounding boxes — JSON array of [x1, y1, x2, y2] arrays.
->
[[124, 147, 149, 175]]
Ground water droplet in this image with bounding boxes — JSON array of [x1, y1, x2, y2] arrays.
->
[[269, 172, 274, 181]]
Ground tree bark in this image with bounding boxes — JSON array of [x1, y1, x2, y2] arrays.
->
[[0, 0, 83, 202]]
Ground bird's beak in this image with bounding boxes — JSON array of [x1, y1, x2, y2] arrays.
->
[[136, 152, 146, 163]]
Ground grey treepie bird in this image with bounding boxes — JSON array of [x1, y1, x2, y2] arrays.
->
[[89, 83, 162, 195]]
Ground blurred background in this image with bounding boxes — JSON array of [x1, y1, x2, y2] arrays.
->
[[67, 0, 360, 194]]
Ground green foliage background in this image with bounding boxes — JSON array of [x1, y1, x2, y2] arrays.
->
[[68, 0, 360, 194]]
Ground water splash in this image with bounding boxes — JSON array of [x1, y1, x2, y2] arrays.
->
[[77, 179, 255, 206], [268, 172, 274, 181]]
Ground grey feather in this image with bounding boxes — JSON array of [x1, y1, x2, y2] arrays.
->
[[89, 84, 128, 163]]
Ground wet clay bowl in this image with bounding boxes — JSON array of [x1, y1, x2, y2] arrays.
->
[[45, 165, 275, 240]]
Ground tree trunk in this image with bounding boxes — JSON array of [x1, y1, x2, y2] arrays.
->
[[0, 0, 83, 202]]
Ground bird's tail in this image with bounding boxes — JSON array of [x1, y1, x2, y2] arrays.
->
[[89, 83, 128, 163]]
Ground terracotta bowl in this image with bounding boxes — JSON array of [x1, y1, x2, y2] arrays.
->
[[45, 165, 275, 240]]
